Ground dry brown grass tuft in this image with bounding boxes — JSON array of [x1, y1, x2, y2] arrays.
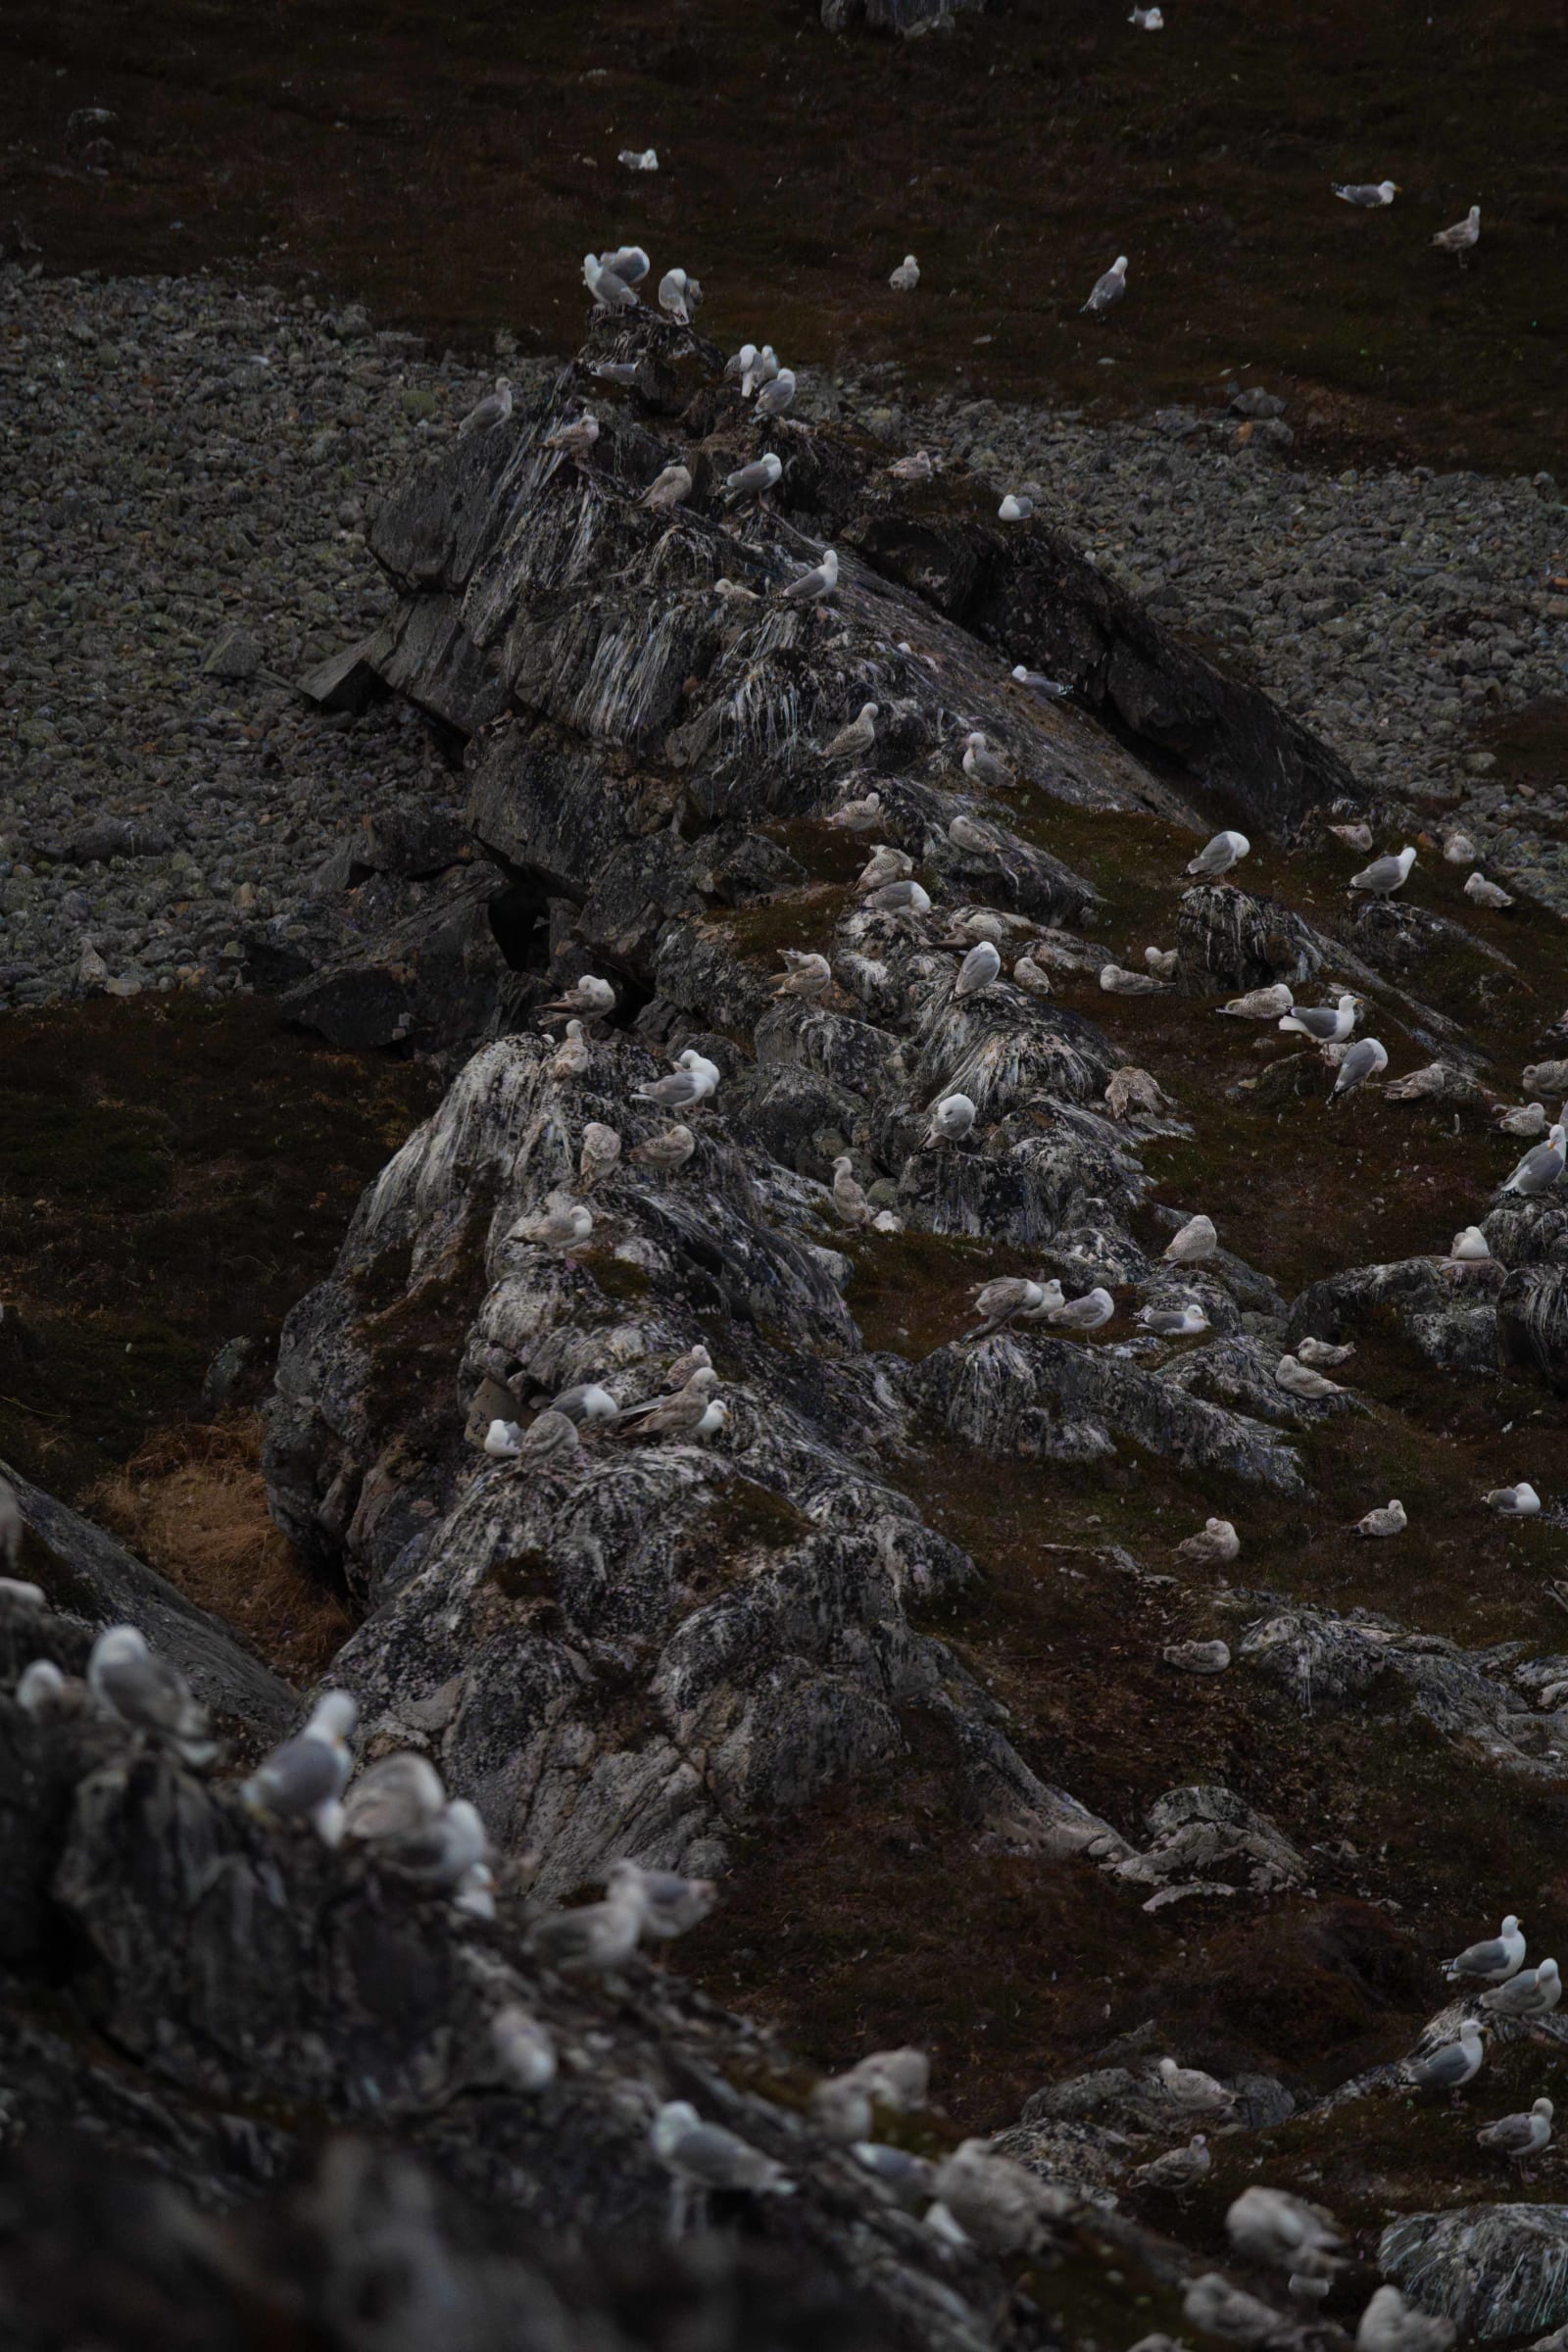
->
[[89, 1413, 349, 1688]]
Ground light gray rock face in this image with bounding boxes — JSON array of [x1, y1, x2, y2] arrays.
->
[[1381, 2206, 1568, 2341]]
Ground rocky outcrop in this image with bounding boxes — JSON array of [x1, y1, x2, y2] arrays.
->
[[1380, 2207, 1568, 2342]]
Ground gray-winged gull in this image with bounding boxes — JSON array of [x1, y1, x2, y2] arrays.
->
[[1481, 1957, 1561, 2016], [756, 368, 797, 418], [1185, 830, 1250, 879], [889, 254, 920, 291], [852, 2142, 937, 2206], [375, 1795, 488, 1890], [598, 244, 650, 284], [1486, 1482, 1541, 1515], [1138, 1302, 1210, 1337], [1331, 1037, 1389, 1099], [486, 1409, 582, 1468], [923, 1093, 976, 1146], [491, 2005, 558, 2091], [955, 940, 1003, 998], [1408, 2017, 1485, 2088], [1503, 1123, 1566, 1195], [724, 340, 757, 381], [865, 878, 931, 914], [722, 452, 782, 504], [779, 548, 838, 602], [1478, 2097, 1553, 2172], [962, 1276, 1063, 1341], [651, 2101, 794, 2214], [342, 1753, 447, 1845], [1357, 2283, 1457, 2352], [584, 252, 639, 310], [17, 1659, 77, 1719], [87, 1626, 215, 1764], [961, 731, 1011, 789], [1049, 1286, 1115, 1333], [1145, 946, 1179, 979], [1081, 256, 1129, 316], [548, 1382, 620, 1427], [999, 493, 1034, 521], [1333, 179, 1398, 206], [1164, 1212, 1217, 1263], [1129, 6, 1164, 26], [1432, 205, 1480, 260], [1349, 845, 1416, 897], [240, 1690, 358, 1840], [1280, 992, 1360, 1043], [459, 377, 514, 437], [658, 267, 700, 321], [1011, 665, 1071, 698], [634, 1068, 713, 1112]]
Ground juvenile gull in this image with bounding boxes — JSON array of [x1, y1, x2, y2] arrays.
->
[[865, 878, 932, 915], [618, 1375, 727, 1442], [924, 1092, 977, 1146], [1466, 872, 1514, 909], [240, 1690, 358, 1841], [1275, 1353, 1346, 1399], [821, 702, 879, 761], [1354, 1498, 1407, 1539], [722, 452, 782, 505], [459, 377, 514, 437], [604, 1858, 717, 1939], [1333, 179, 1399, 206], [1444, 831, 1477, 863], [931, 2140, 1065, 2256], [1106, 1065, 1170, 1117], [491, 2006, 558, 2092], [87, 1626, 215, 1765], [530, 1880, 649, 1974], [832, 1156, 873, 1229], [889, 253, 920, 291], [890, 448, 936, 480], [755, 368, 797, 418], [488, 1409, 581, 1469], [1298, 1337, 1355, 1367], [1482, 1957, 1561, 2017], [1185, 830, 1250, 879], [961, 731, 1012, 790], [1502, 1122, 1565, 1195], [1330, 1036, 1389, 1099], [548, 1020, 591, 1080], [1408, 2017, 1485, 2089], [512, 1200, 594, 1250], [779, 548, 838, 602], [1330, 821, 1375, 850], [1133, 2136, 1209, 2194], [543, 412, 601, 462], [1227, 2184, 1344, 2275], [1447, 1224, 1491, 1263], [1176, 1517, 1240, 1568], [1486, 1482, 1541, 1516], [545, 974, 615, 1018], [579, 1121, 622, 1191], [999, 493, 1034, 521], [955, 940, 1003, 999], [1280, 992, 1359, 1043], [1138, 1302, 1210, 1337], [641, 462, 691, 512], [773, 950, 834, 1000], [1011, 665, 1072, 698], [1432, 204, 1481, 261], [1164, 1211, 1217, 1263], [857, 844, 914, 893], [1129, 6, 1164, 25], [963, 1276, 1062, 1341], [1358, 2284, 1457, 2352], [1157, 2057, 1237, 2115], [1182, 2275, 1283, 2345], [1081, 256, 1129, 316], [1101, 961, 1168, 996], [662, 1343, 712, 1392], [743, 344, 779, 397], [630, 1124, 697, 1171], [1049, 1285, 1115, 1334], [826, 788, 882, 830], [342, 1753, 447, 1845], [1478, 2097, 1553, 2173], [548, 1383, 619, 1428], [1495, 1101, 1546, 1138], [1349, 844, 1416, 897]]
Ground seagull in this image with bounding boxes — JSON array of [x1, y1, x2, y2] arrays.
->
[[1101, 961, 1167, 995], [864, 878, 932, 914], [1013, 953, 1054, 997], [1503, 1122, 1565, 1195], [1183, 2275, 1285, 2345], [1133, 2136, 1208, 2193], [459, 377, 514, 437], [548, 1382, 620, 1428], [87, 1626, 215, 1765], [1157, 2058, 1237, 2116], [889, 448, 936, 480], [724, 341, 757, 382], [1349, 845, 1416, 897], [955, 940, 1003, 999], [374, 1795, 489, 1892], [826, 787, 882, 830], [548, 1020, 591, 1080], [923, 1093, 977, 1146], [530, 1881, 650, 1974], [931, 2141, 1063, 2256], [1185, 830, 1250, 880], [856, 845, 914, 893], [1443, 1925, 1525, 1996], [1482, 1958, 1561, 2017], [1331, 1037, 1389, 1099], [658, 267, 699, 322], [1220, 983, 1295, 1019], [1330, 821, 1375, 850], [1010, 665, 1072, 698], [618, 1373, 727, 1442], [16, 1660, 77, 1718], [545, 974, 616, 1018], [999, 493, 1034, 521], [616, 147, 659, 171], [722, 453, 782, 505], [342, 1753, 447, 1844], [1275, 1353, 1346, 1400], [675, 1048, 722, 1091], [780, 548, 838, 602], [1129, 6, 1164, 25], [1280, 992, 1360, 1043], [589, 360, 639, 386], [1145, 947, 1179, 980], [743, 344, 779, 398], [662, 1342, 712, 1392], [1408, 2018, 1485, 2090], [756, 368, 797, 418], [1447, 1226, 1492, 1262], [1354, 1498, 1407, 1539], [1486, 1482, 1541, 1516], [1465, 872, 1514, 909], [1357, 2284, 1458, 2352], [1495, 1102, 1546, 1138], [773, 950, 834, 999], [488, 1408, 581, 1469], [889, 254, 920, 291], [651, 2102, 794, 2204], [583, 253, 639, 312], [1432, 204, 1481, 262], [1175, 1517, 1240, 1568], [1105, 1065, 1169, 1117], [822, 702, 879, 761], [832, 1156, 873, 1228], [1049, 1286, 1115, 1334], [491, 2006, 558, 2091], [1478, 2097, 1554, 2174], [598, 244, 651, 285], [1164, 1212, 1217, 1263], [1138, 1302, 1210, 1337], [239, 1690, 358, 1842], [604, 1858, 718, 1940], [633, 1068, 714, 1113], [1081, 255, 1129, 316], [512, 1200, 594, 1250], [962, 1276, 1063, 1342], [1298, 1337, 1355, 1367], [852, 2142, 937, 2207], [1333, 179, 1399, 206], [642, 462, 692, 512], [579, 1122, 622, 1190], [1226, 2185, 1343, 2276], [542, 413, 601, 462], [961, 731, 1012, 790], [630, 1125, 697, 1171], [1444, 831, 1477, 863]]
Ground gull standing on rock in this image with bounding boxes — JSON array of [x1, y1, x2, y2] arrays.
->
[[955, 940, 1003, 999], [722, 452, 782, 505], [1482, 1957, 1562, 2017], [641, 462, 692, 512], [1049, 1286, 1115, 1335], [460, 377, 514, 436], [1448, 1227, 1492, 1265], [756, 368, 797, 418], [1333, 179, 1399, 206], [630, 1124, 697, 1172], [1331, 1037, 1389, 1099], [584, 253, 640, 311], [856, 845, 914, 893], [634, 1067, 714, 1113], [821, 702, 879, 762], [1275, 1353, 1347, 1400], [1280, 992, 1360, 1043], [240, 1691, 358, 1842], [548, 1020, 592, 1080], [543, 413, 601, 461], [1157, 2057, 1237, 2117], [923, 1093, 977, 1147], [658, 267, 700, 322], [1433, 205, 1481, 262], [743, 344, 779, 397], [889, 254, 920, 291], [1081, 256, 1129, 316], [962, 1276, 1063, 1342], [618, 1369, 727, 1442], [1164, 1212, 1217, 1263], [87, 1627, 215, 1765], [548, 1382, 620, 1429], [579, 1121, 622, 1190], [724, 340, 758, 382], [832, 1156, 873, 1229], [1503, 1122, 1566, 1195], [1486, 1482, 1541, 1516], [1354, 1498, 1407, 1538], [779, 548, 838, 603], [1185, 830, 1250, 880], [598, 245, 650, 285], [652, 2102, 794, 2228], [1176, 1517, 1240, 1568], [1446, 1914, 1525, 1983], [773, 949, 834, 999], [1011, 664, 1072, 697], [1479, 2098, 1554, 2175], [1349, 845, 1416, 898], [1358, 2284, 1457, 2352], [545, 974, 616, 1019], [1409, 2018, 1486, 2090], [961, 731, 1012, 790]]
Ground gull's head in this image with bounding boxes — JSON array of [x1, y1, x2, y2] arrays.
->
[[904, 253, 917, 267], [1502, 1915, 1522, 1934], [760, 453, 782, 481], [819, 549, 840, 585], [311, 1690, 359, 1742], [1382, 182, 1399, 199], [1468, 205, 1481, 224], [963, 729, 987, 750], [860, 702, 880, 721], [94, 1625, 148, 1668], [1112, 255, 1129, 274]]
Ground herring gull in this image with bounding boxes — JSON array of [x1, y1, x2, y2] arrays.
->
[[1081, 256, 1129, 317]]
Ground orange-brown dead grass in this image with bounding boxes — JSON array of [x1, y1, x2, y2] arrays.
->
[[89, 1413, 347, 1689]]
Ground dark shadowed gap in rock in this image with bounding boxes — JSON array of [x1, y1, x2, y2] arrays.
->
[[485, 876, 562, 974]]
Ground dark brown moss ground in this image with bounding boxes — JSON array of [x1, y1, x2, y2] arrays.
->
[[3, 0, 1564, 471]]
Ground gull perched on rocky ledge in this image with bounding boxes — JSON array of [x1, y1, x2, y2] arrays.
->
[[821, 702, 878, 761], [1446, 1914, 1525, 1983], [1081, 256, 1129, 316], [1185, 830, 1249, 879], [1433, 204, 1481, 262], [1349, 845, 1416, 897], [459, 376, 513, 436]]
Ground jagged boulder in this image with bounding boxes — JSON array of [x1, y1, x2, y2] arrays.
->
[[1380, 2207, 1568, 2341]]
